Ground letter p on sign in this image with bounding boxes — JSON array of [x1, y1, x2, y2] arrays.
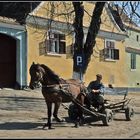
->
[[77, 56, 82, 66]]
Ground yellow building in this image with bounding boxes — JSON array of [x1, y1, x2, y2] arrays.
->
[[26, 2, 128, 88]]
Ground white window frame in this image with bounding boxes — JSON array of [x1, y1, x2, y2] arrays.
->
[[46, 30, 66, 55], [104, 39, 117, 61]]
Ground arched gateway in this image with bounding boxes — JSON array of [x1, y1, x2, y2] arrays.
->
[[0, 21, 27, 89]]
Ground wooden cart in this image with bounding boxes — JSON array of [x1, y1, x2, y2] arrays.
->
[[64, 87, 134, 127], [104, 88, 135, 121], [67, 102, 113, 126]]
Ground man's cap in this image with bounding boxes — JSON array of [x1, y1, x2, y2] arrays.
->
[[96, 74, 102, 78]]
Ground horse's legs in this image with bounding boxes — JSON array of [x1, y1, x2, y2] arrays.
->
[[74, 94, 85, 128], [53, 102, 64, 122], [43, 102, 54, 129]]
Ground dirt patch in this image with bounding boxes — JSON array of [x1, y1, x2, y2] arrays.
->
[[0, 88, 140, 138]]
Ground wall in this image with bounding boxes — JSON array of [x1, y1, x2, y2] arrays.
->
[[26, 2, 127, 87], [84, 37, 127, 87], [125, 28, 140, 88], [26, 25, 74, 85]]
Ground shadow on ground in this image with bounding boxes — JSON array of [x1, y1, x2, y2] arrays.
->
[[0, 116, 107, 130], [0, 122, 43, 130]]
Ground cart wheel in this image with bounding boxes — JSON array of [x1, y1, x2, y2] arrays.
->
[[125, 106, 134, 121], [102, 109, 113, 126]]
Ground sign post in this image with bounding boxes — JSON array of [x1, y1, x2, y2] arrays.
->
[[74, 54, 85, 81]]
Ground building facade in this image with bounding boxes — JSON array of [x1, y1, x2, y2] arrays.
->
[[125, 25, 140, 91], [26, 2, 127, 88], [1, 2, 139, 90]]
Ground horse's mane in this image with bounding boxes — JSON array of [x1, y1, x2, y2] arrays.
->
[[40, 64, 61, 83]]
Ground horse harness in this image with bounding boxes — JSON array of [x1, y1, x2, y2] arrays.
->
[[42, 81, 87, 98]]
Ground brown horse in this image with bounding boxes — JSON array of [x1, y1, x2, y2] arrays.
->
[[29, 62, 88, 129]]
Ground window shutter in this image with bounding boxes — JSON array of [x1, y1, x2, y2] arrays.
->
[[39, 41, 46, 55], [99, 49, 105, 61], [59, 41, 66, 54], [104, 48, 110, 59], [114, 49, 119, 60]]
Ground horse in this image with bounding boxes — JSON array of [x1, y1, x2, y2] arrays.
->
[[29, 62, 88, 129]]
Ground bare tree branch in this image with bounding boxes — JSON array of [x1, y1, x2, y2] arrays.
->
[[84, 9, 92, 18], [130, 1, 140, 19]]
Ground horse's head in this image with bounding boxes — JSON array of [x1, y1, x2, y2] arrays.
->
[[29, 62, 45, 90]]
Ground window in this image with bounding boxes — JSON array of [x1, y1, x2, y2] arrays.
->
[[102, 40, 119, 60], [131, 53, 136, 70], [136, 35, 139, 42], [46, 31, 66, 54]]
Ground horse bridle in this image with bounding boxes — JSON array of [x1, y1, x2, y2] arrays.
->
[[32, 71, 44, 87]]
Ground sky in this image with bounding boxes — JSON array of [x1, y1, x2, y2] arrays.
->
[[113, 1, 140, 26]]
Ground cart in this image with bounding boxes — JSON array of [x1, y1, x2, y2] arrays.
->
[[64, 87, 134, 127], [104, 87, 135, 121], [59, 86, 114, 126], [67, 99, 113, 126]]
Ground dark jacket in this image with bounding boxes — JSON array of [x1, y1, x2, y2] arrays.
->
[[87, 80, 105, 95]]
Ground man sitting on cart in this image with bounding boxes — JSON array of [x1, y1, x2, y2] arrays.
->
[[87, 74, 105, 112]]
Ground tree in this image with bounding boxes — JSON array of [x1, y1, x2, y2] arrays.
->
[[72, 2, 105, 80]]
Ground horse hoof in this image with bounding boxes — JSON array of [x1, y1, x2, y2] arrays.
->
[[79, 120, 85, 126], [42, 127, 55, 130], [74, 125, 79, 128], [74, 123, 79, 128], [59, 119, 65, 122], [55, 117, 65, 122], [48, 127, 55, 130], [42, 123, 48, 129], [42, 126, 47, 130]]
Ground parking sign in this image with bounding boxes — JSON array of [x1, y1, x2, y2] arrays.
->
[[74, 54, 85, 68]]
